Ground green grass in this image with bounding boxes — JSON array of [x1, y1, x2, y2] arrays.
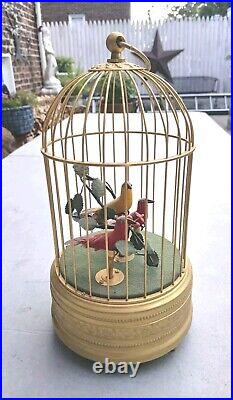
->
[[60, 232, 182, 299]]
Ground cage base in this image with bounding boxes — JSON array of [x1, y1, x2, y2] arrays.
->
[[95, 268, 125, 286], [114, 253, 135, 263], [50, 259, 192, 363]]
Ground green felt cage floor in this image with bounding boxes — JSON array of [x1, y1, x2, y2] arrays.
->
[[60, 232, 182, 299]]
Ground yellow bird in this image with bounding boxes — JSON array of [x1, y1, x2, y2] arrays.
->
[[96, 181, 133, 216]]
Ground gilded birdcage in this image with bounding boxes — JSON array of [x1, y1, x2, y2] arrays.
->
[[41, 32, 195, 363]]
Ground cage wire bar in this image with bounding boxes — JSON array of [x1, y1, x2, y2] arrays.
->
[[42, 33, 194, 304]]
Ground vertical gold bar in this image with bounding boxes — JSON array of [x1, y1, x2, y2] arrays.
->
[[172, 153, 181, 283], [112, 73, 117, 193], [82, 170, 92, 297], [102, 72, 113, 300], [119, 71, 129, 301], [64, 162, 78, 290], [181, 153, 193, 268], [140, 130, 144, 198], [43, 157, 60, 268], [81, 72, 105, 296], [98, 73, 108, 181], [179, 137, 189, 276], [126, 71, 149, 298], [160, 161, 168, 292], [53, 160, 67, 282], [159, 94, 169, 293]]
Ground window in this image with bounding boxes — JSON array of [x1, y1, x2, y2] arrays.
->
[[2, 53, 15, 94], [68, 14, 86, 25]]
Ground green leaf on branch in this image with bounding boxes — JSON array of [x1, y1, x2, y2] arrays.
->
[[72, 193, 83, 216], [97, 207, 116, 222], [130, 231, 145, 250], [146, 243, 159, 267], [65, 199, 74, 214], [78, 216, 98, 231], [72, 212, 80, 222], [80, 178, 104, 208], [91, 178, 105, 198], [73, 164, 89, 178], [115, 240, 135, 256]]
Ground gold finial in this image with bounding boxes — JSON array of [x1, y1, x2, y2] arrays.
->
[[106, 32, 126, 62], [106, 32, 151, 70]]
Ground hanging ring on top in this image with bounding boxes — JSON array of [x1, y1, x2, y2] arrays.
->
[[118, 39, 151, 71], [106, 32, 151, 71]]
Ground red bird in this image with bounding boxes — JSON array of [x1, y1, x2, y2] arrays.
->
[[129, 198, 154, 229], [65, 215, 135, 251]]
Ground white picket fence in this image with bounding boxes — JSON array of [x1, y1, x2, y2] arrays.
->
[[45, 16, 231, 92]]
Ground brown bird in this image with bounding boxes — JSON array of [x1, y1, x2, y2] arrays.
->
[[95, 181, 133, 217]]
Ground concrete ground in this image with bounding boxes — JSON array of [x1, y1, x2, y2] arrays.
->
[[211, 114, 230, 132]]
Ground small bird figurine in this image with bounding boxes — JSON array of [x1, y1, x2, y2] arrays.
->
[[65, 215, 135, 251], [95, 182, 133, 217], [129, 198, 154, 230]]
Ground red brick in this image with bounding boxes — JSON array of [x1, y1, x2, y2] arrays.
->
[[41, 2, 130, 23], [3, 2, 43, 91]]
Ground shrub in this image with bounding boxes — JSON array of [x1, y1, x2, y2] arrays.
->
[[56, 56, 75, 74], [58, 67, 90, 97], [96, 74, 137, 103], [2, 91, 38, 109]]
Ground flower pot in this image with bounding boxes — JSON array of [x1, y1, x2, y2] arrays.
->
[[100, 101, 136, 113], [2, 105, 34, 136]]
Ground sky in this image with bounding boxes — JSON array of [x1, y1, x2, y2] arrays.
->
[[130, 2, 186, 21]]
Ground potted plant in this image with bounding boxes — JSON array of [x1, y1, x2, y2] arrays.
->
[[97, 74, 138, 113], [56, 56, 75, 75], [58, 68, 88, 96], [58, 66, 90, 112], [2, 91, 37, 136]]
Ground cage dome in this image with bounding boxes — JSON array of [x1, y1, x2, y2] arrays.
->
[[42, 32, 195, 363]]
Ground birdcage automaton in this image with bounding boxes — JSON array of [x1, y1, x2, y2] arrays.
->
[[41, 32, 195, 363]]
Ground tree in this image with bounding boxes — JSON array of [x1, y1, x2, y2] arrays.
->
[[168, 2, 231, 18]]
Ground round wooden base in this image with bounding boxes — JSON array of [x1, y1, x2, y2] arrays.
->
[[114, 253, 135, 263], [50, 259, 193, 363], [95, 268, 125, 286]]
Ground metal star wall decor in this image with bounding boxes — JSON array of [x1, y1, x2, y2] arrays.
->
[[145, 30, 183, 82]]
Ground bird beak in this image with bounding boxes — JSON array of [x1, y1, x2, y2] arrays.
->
[[147, 199, 154, 204]]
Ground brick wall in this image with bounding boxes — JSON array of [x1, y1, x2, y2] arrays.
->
[[2, 2, 43, 92], [41, 2, 130, 23]]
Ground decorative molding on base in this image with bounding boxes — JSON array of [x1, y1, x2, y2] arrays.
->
[[50, 259, 193, 363]]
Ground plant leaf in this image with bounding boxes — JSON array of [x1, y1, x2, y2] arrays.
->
[[115, 240, 135, 256], [72, 193, 83, 215], [106, 208, 116, 219], [65, 199, 74, 214], [97, 207, 115, 222], [91, 178, 105, 198], [78, 216, 98, 231], [130, 231, 144, 250], [73, 164, 89, 178], [147, 249, 159, 267], [72, 212, 80, 222]]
